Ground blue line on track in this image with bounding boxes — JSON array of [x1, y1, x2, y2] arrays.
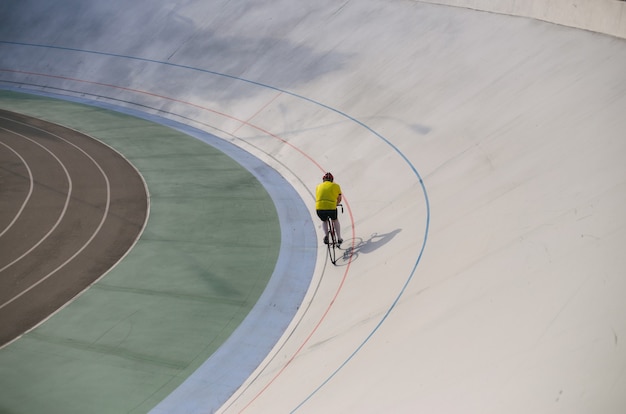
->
[[0, 41, 432, 411]]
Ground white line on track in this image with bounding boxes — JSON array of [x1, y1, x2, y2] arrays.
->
[[0, 139, 34, 238], [0, 119, 111, 311], [0, 125, 72, 274]]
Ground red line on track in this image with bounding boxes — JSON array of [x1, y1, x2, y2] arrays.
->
[[2, 68, 357, 410]]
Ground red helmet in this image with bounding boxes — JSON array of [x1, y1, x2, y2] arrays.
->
[[323, 172, 334, 182]]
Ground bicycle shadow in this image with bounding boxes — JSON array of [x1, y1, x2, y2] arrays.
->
[[338, 228, 402, 264]]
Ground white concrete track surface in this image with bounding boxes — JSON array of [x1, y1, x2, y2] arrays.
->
[[2, 1, 626, 413]]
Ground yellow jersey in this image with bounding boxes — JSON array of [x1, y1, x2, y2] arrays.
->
[[315, 181, 342, 210]]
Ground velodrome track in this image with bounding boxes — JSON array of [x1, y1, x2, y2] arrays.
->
[[1, 0, 626, 413]]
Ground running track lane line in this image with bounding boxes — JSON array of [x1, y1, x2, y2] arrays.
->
[[0, 119, 112, 311], [0, 140, 34, 238], [0, 125, 73, 275], [1, 43, 429, 410]]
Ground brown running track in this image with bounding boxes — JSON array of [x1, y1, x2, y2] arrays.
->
[[0, 109, 148, 346]]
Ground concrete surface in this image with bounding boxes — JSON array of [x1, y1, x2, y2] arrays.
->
[[419, 0, 626, 39], [1, 0, 625, 413]]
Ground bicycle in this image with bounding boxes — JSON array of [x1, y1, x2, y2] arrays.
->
[[325, 204, 343, 265]]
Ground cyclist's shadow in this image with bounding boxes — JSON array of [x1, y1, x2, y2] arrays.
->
[[340, 229, 402, 263]]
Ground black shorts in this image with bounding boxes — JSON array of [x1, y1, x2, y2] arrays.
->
[[316, 209, 337, 221]]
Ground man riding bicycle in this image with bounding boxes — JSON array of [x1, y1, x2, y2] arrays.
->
[[315, 172, 343, 245]]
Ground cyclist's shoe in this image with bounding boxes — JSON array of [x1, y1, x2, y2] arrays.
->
[[338, 238, 343, 246], [323, 235, 329, 244]]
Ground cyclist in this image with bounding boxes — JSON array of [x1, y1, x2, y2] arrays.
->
[[315, 172, 343, 245]]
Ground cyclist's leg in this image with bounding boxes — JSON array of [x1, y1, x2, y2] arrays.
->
[[317, 210, 331, 243], [333, 219, 342, 242], [323, 219, 330, 244], [329, 208, 342, 243], [327, 218, 334, 244], [321, 219, 329, 236]]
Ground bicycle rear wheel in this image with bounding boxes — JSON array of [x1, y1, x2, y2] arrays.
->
[[326, 218, 338, 265]]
